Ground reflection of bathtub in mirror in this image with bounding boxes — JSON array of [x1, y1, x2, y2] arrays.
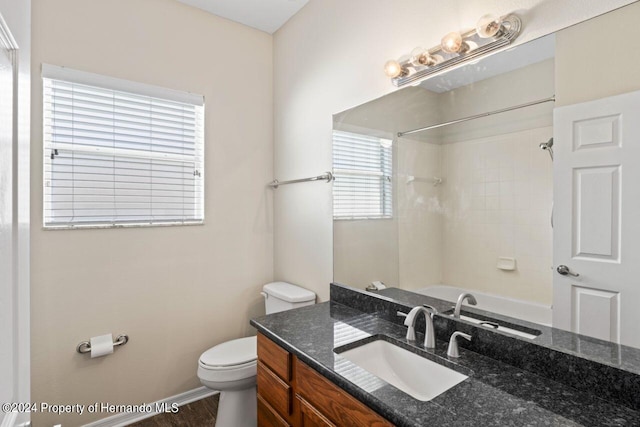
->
[[415, 285, 551, 326]]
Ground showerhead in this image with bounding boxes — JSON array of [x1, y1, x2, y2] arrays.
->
[[539, 138, 554, 161], [539, 138, 553, 150]]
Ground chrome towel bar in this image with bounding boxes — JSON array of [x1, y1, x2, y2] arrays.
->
[[76, 334, 129, 354], [269, 171, 333, 189]]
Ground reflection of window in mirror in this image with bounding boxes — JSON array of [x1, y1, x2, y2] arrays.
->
[[332, 130, 392, 220]]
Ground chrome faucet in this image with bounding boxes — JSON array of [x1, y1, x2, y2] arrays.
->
[[453, 292, 477, 318], [447, 331, 472, 358], [402, 305, 437, 349]]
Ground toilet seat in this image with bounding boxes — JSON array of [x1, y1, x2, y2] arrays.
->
[[198, 336, 257, 383], [198, 359, 256, 383], [199, 336, 257, 367]]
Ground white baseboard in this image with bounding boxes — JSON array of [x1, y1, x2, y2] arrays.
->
[[82, 387, 218, 427]]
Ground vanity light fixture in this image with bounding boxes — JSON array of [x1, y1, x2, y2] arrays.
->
[[384, 13, 521, 87], [410, 47, 439, 67], [384, 59, 407, 79], [441, 32, 466, 54], [476, 14, 504, 38]]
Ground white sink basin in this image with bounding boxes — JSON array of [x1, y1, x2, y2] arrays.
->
[[337, 340, 468, 401]]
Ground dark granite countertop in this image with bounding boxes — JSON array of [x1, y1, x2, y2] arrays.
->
[[329, 283, 640, 412], [375, 287, 640, 377], [251, 301, 640, 427]]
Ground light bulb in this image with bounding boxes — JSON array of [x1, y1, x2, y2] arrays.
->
[[384, 59, 405, 78], [441, 32, 464, 53], [410, 47, 436, 67], [476, 14, 503, 38]]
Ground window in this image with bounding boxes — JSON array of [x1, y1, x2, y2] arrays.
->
[[332, 130, 392, 220], [42, 65, 204, 228]]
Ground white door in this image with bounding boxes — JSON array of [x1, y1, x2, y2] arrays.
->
[[0, 11, 27, 427], [0, 33, 14, 421], [553, 90, 640, 348]]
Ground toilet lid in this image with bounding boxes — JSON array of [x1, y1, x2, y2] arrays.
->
[[200, 336, 257, 367], [263, 282, 316, 303]]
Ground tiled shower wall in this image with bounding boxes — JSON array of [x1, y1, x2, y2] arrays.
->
[[337, 126, 554, 305], [440, 126, 554, 305]]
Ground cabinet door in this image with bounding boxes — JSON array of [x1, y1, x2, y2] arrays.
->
[[258, 394, 290, 427], [298, 396, 336, 427], [258, 333, 292, 381], [257, 361, 292, 417], [296, 360, 393, 427]]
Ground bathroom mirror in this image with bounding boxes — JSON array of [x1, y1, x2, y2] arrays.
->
[[333, 2, 640, 349]]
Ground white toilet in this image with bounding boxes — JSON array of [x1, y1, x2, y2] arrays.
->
[[197, 282, 316, 427]]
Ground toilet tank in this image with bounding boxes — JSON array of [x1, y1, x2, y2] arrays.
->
[[263, 282, 316, 314]]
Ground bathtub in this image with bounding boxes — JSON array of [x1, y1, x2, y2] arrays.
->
[[415, 285, 552, 326]]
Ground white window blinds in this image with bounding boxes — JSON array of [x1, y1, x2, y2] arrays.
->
[[332, 130, 392, 220], [42, 65, 205, 228]]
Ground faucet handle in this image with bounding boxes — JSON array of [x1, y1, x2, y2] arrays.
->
[[447, 331, 472, 358]]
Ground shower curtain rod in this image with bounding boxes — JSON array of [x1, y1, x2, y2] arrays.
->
[[397, 96, 556, 138]]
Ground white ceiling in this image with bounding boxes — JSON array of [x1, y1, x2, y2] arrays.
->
[[177, 0, 310, 34]]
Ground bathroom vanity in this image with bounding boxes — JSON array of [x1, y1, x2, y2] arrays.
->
[[251, 284, 640, 427], [256, 333, 391, 426], [251, 5, 640, 426]]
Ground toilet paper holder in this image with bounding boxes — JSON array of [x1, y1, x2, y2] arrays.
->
[[76, 334, 129, 354]]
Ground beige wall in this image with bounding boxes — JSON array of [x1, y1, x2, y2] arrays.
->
[[556, 1, 640, 107], [31, 1, 273, 425], [437, 59, 555, 144], [333, 219, 399, 288], [273, 0, 638, 302]]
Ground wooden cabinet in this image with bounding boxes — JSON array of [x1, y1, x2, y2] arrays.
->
[[258, 333, 291, 381], [256, 333, 394, 427], [258, 394, 290, 427], [295, 361, 392, 427], [298, 396, 336, 427], [257, 333, 295, 427], [257, 361, 292, 417]]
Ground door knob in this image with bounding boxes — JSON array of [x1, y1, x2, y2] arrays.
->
[[557, 265, 579, 277]]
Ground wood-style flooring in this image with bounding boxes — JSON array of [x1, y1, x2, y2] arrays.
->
[[128, 395, 219, 427]]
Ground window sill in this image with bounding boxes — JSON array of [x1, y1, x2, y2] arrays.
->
[[42, 221, 205, 231]]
